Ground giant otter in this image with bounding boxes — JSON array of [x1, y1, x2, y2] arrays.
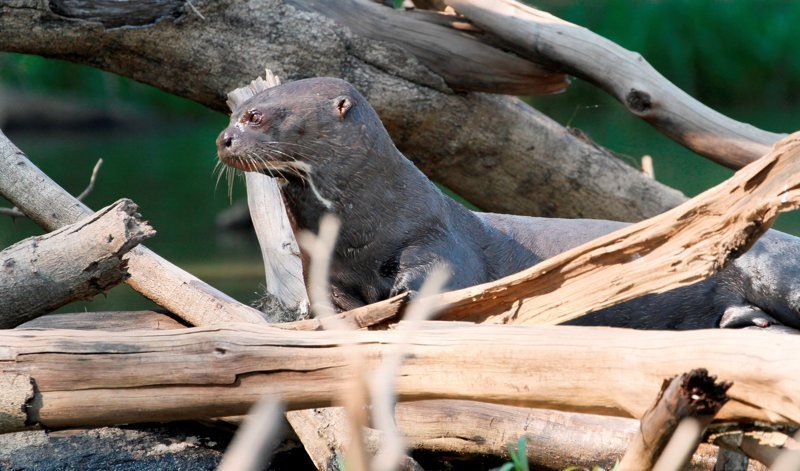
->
[[217, 77, 800, 332]]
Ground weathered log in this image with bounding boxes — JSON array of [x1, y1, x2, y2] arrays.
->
[[9, 304, 777, 469], [410, 132, 800, 325], [715, 431, 798, 469], [0, 129, 267, 326], [1, 324, 799, 433], [0, 198, 154, 328], [285, 408, 424, 471], [0, 0, 685, 221], [276, 292, 409, 331], [619, 369, 731, 470], [16, 310, 186, 331], [443, 0, 782, 168], [396, 401, 765, 471]]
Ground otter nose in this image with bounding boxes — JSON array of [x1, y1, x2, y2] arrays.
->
[[221, 131, 234, 148]]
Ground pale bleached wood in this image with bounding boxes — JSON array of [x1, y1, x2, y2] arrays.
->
[[0, 130, 267, 326], [715, 431, 796, 469], [420, 132, 800, 325], [444, 0, 783, 169], [216, 398, 284, 471], [276, 292, 409, 331], [396, 401, 755, 471], [0, 199, 154, 328], [0, 0, 685, 222], [225, 71, 311, 322], [0, 373, 33, 432], [1, 324, 799, 431], [2, 308, 773, 469], [16, 311, 185, 331]]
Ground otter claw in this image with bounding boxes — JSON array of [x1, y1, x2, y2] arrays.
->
[[719, 305, 777, 329]]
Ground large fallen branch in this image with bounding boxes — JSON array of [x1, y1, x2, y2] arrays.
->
[[0, 130, 267, 326], [18, 311, 776, 468], [0, 199, 153, 328], [414, 132, 800, 325], [443, 0, 782, 168], [396, 401, 733, 471], [0, 0, 685, 221], [1, 323, 799, 433]]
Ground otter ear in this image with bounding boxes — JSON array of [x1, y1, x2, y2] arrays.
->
[[335, 95, 354, 119]]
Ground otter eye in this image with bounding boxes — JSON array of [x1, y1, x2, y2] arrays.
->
[[247, 110, 264, 126]]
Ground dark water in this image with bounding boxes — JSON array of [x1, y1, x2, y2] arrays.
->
[[1, 113, 268, 312], [2, 84, 799, 313]]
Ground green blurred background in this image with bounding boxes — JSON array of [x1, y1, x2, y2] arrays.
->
[[1, 0, 799, 312]]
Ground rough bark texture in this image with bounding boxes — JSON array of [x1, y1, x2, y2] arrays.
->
[[8, 312, 774, 470], [619, 369, 731, 471], [0, 129, 268, 326], [0, 0, 686, 222], [1, 323, 799, 433], [16, 310, 187, 331], [0, 198, 154, 328]]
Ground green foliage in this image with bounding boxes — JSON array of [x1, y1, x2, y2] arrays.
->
[[532, 0, 800, 109], [493, 436, 530, 471]]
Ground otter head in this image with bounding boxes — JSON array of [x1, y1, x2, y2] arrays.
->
[[216, 77, 372, 181]]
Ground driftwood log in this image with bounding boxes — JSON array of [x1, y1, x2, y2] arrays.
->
[[441, 0, 782, 168], [15, 311, 777, 470], [1, 323, 799, 434], [0, 0, 689, 221], [16, 310, 186, 331], [0, 198, 154, 328]]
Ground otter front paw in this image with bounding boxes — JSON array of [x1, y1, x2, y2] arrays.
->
[[719, 305, 776, 329]]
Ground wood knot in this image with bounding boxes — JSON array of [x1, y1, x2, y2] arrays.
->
[[626, 89, 652, 113]]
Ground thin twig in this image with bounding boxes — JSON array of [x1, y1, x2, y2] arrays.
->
[[76, 158, 103, 201], [217, 398, 284, 471], [297, 214, 369, 471], [185, 0, 206, 20], [370, 266, 449, 471], [0, 207, 24, 217], [2, 158, 103, 219]]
